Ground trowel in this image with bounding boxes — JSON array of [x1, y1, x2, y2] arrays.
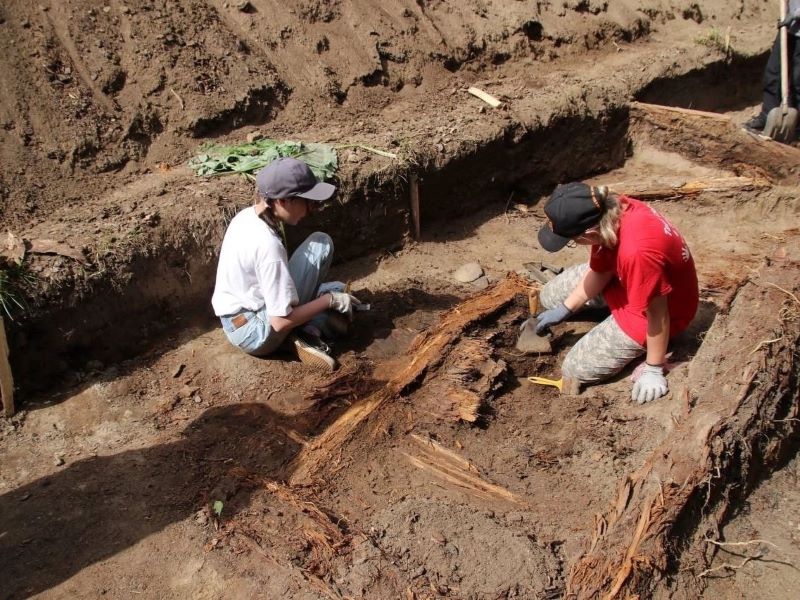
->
[[764, 0, 799, 143], [515, 287, 553, 354]]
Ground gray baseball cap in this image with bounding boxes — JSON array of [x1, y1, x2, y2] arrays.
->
[[256, 157, 336, 201]]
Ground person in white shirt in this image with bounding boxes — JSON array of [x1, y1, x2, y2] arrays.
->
[[211, 157, 360, 371]]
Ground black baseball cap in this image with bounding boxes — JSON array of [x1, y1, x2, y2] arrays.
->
[[538, 182, 606, 252], [256, 157, 336, 201]]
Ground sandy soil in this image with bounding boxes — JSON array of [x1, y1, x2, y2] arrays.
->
[[2, 1, 800, 599], [2, 136, 799, 597]]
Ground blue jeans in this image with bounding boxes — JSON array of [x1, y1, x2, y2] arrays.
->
[[220, 232, 333, 356]]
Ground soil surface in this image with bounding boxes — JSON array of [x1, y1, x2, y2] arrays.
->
[[2, 1, 800, 599]]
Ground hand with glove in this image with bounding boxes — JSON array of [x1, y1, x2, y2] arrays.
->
[[631, 363, 668, 404], [327, 291, 362, 319], [534, 303, 572, 335]]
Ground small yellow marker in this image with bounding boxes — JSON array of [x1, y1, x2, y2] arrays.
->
[[527, 376, 563, 392]]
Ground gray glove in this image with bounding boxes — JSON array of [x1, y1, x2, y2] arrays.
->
[[534, 303, 572, 334], [328, 291, 362, 318], [631, 364, 668, 404]]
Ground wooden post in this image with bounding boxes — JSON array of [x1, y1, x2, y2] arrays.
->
[[0, 316, 14, 417], [409, 174, 421, 239]]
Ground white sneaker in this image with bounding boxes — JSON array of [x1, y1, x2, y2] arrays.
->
[[291, 333, 336, 372]]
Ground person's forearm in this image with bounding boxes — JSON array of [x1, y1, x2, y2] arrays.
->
[[269, 293, 331, 332], [645, 295, 670, 365], [564, 268, 613, 312]]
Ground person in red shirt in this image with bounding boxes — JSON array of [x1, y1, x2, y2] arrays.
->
[[524, 182, 698, 403]]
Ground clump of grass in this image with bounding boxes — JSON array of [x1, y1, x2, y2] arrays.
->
[[695, 27, 736, 58], [0, 263, 34, 321]]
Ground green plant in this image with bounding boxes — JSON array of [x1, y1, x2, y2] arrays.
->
[[695, 27, 735, 57], [0, 263, 34, 320]]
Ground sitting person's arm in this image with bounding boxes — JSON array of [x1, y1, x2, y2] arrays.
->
[[563, 268, 614, 312], [632, 294, 670, 404], [269, 294, 332, 333], [535, 268, 613, 334]]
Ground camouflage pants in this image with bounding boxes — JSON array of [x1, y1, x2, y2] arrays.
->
[[540, 263, 645, 384]]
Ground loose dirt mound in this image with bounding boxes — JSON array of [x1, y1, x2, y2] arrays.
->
[[0, 0, 772, 231]]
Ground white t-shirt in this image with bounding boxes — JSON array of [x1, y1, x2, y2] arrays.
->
[[211, 207, 299, 317]]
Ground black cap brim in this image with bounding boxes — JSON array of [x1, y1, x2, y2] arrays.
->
[[295, 181, 336, 201], [538, 224, 570, 252]]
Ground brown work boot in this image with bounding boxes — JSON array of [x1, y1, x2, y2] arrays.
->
[[290, 332, 336, 372]]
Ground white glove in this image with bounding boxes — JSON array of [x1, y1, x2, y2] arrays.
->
[[328, 291, 362, 318], [631, 364, 668, 404]]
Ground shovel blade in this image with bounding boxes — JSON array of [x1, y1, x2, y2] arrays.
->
[[763, 106, 799, 143], [516, 320, 553, 354]]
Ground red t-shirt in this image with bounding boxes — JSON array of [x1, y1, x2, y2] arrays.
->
[[589, 197, 698, 345]]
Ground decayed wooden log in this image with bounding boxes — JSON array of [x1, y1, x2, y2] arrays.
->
[[564, 264, 800, 599], [630, 102, 800, 181], [288, 274, 529, 486], [613, 175, 772, 201]]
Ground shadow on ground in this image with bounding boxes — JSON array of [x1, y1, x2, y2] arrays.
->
[[0, 403, 300, 599]]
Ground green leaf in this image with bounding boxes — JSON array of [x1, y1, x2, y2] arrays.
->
[[212, 500, 224, 516]]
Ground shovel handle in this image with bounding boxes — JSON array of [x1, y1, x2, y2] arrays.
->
[[780, 0, 791, 107], [528, 287, 540, 315]]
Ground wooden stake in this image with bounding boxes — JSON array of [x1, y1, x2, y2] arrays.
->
[[409, 174, 421, 239], [467, 86, 502, 108], [0, 317, 14, 417]]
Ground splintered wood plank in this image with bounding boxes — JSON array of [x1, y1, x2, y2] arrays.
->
[[0, 317, 14, 417], [288, 274, 528, 486], [565, 265, 800, 599], [405, 434, 525, 506], [630, 102, 800, 181], [613, 175, 772, 200]]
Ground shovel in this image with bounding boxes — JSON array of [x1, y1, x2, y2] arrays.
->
[[764, 0, 799, 143], [515, 287, 553, 354]]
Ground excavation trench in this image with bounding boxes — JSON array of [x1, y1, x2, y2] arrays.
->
[[4, 59, 800, 599], [6, 50, 780, 398]]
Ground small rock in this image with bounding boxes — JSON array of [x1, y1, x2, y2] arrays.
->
[[236, 0, 254, 12], [412, 566, 426, 579], [246, 131, 263, 143], [54, 455, 65, 466], [454, 262, 483, 283], [103, 6, 111, 13], [495, 255, 503, 262], [471, 275, 490, 290]]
